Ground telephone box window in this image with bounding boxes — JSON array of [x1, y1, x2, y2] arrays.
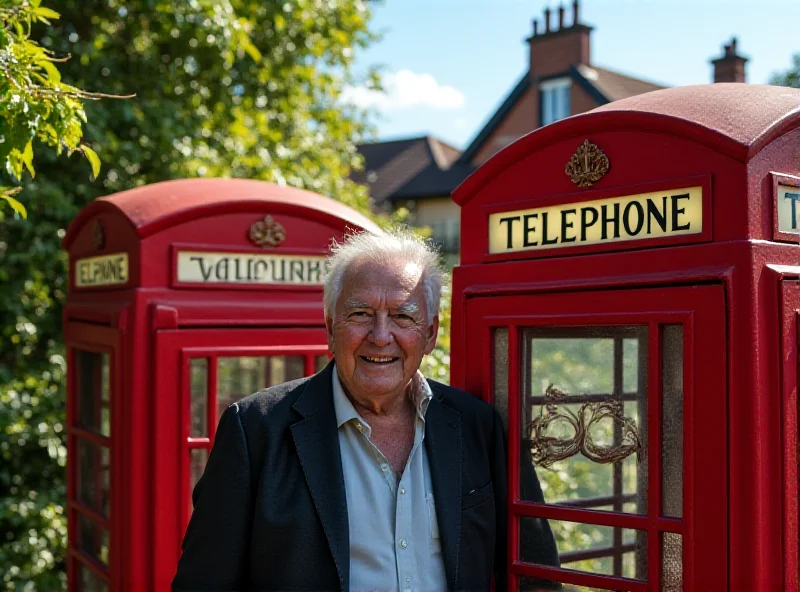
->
[[661, 325, 684, 518], [190, 358, 208, 437], [661, 532, 683, 591], [521, 327, 648, 515], [77, 439, 110, 518], [493, 328, 510, 431], [520, 517, 647, 580], [76, 351, 111, 437], [189, 448, 208, 509], [315, 355, 330, 373], [77, 513, 110, 565], [217, 355, 306, 414], [77, 563, 108, 592]]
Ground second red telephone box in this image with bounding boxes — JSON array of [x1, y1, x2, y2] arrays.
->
[[62, 178, 380, 592]]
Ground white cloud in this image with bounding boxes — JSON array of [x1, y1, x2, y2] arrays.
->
[[342, 69, 465, 112]]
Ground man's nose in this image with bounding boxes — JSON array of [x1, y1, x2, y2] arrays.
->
[[368, 314, 393, 346]]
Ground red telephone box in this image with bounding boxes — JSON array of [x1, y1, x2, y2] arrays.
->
[[61, 178, 379, 592], [451, 84, 800, 591]]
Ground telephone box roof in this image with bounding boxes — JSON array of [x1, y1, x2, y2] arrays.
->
[[63, 178, 381, 249], [454, 83, 800, 206]]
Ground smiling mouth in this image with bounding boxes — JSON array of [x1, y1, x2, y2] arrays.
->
[[360, 356, 399, 365]]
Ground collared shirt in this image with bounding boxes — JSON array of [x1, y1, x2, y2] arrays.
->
[[332, 365, 448, 592]]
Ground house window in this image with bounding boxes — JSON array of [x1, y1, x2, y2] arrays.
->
[[431, 218, 460, 253], [540, 78, 571, 126]]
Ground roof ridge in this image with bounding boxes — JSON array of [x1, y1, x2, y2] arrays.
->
[[585, 64, 670, 89]]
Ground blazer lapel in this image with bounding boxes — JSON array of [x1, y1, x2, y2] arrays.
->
[[425, 382, 462, 590], [290, 363, 349, 591]]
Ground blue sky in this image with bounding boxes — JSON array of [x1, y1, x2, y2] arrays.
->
[[349, 0, 800, 150]]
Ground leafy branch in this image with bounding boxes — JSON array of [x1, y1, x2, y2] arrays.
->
[[0, 0, 130, 218]]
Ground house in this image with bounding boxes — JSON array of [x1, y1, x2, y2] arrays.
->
[[355, 1, 748, 256]]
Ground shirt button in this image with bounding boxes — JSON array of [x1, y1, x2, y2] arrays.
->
[[355, 422, 362, 430], [381, 463, 389, 472], [400, 488, 406, 494], [399, 539, 408, 548], [406, 577, 411, 583]]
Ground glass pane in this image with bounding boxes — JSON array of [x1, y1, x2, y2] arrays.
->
[[76, 439, 110, 518], [661, 532, 683, 591], [217, 356, 265, 414], [521, 327, 648, 515], [77, 514, 109, 565], [269, 356, 306, 385], [521, 517, 647, 580], [76, 350, 111, 437], [190, 358, 208, 437], [315, 355, 330, 373], [217, 356, 306, 416], [189, 448, 208, 510], [493, 328, 509, 432], [662, 325, 684, 518], [77, 561, 108, 592]]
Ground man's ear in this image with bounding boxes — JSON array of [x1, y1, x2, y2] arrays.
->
[[325, 314, 335, 352], [423, 315, 440, 355]]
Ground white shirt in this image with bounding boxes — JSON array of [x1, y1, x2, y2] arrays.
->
[[332, 365, 448, 592]]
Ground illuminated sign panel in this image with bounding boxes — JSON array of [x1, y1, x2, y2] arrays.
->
[[776, 184, 800, 234], [176, 251, 325, 285], [488, 186, 703, 254], [75, 253, 129, 287]]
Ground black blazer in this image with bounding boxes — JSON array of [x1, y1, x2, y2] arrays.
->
[[173, 363, 558, 591]]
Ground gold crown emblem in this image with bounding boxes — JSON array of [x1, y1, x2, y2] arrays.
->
[[565, 139, 610, 188], [528, 385, 641, 468], [249, 215, 286, 247]]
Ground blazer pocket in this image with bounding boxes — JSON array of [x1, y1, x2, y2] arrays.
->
[[461, 482, 494, 510]]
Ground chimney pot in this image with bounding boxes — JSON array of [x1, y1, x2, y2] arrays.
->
[[544, 7, 551, 33], [558, 4, 565, 29], [533, 19, 539, 36], [573, 0, 580, 25], [731, 37, 738, 54]]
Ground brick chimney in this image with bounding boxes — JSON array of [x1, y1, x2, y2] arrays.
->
[[711, 37, 748, 83], [527, 0, 593, 78]]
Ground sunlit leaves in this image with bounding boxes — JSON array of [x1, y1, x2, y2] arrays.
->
[[0, 0, 110, 215]]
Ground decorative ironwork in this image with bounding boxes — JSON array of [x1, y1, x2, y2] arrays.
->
[[565, 139, 610, 188], [248, 215, 286, 247], [93, 220, 105, 251], [528, 385, 641, 468]]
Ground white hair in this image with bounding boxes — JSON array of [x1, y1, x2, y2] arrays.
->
[[323, 228, 445, 324]]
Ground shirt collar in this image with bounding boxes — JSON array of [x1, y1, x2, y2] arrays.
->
[[331, 363, 433, 430]]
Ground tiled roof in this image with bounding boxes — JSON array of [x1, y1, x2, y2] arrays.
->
[[576, 64, 666, 102], [354, 136, 463, 208], [390, 162, 475, 200]]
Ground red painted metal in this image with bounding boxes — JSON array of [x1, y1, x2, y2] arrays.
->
[[62, 179, 376, 591], [451, 85, 800, 590]]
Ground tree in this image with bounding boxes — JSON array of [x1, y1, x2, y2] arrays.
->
[[771, 54, 800, 88], [0, 1, 380, 589]]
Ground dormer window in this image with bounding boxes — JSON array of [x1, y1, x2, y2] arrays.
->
[[540, 78, 571, 126]]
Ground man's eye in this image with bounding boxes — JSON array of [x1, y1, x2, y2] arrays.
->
[[393, 314, 414, 325], [349, 311, 370, 319]]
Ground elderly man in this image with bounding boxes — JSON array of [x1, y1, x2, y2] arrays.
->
[[173, 229, 558, 591]]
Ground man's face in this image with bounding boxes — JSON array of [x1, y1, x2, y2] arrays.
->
[[326, 258, 439, 403]]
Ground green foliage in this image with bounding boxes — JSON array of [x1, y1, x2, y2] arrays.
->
[[0, 0, 113, 218], [419, 279, 451, 385], [0, 1, 380, 589], [771, 54, 800, 88]]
